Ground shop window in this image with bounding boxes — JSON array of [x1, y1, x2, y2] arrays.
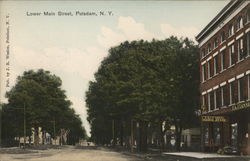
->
[[228, 24, 234, 37], [214, 55, 219, 75], [229, 44, 235, 66], [237, 16, 243, 30], [230, 81, 235, 105], [221, 50, 226, 71], [221, 31, 226, 42], [214, 126, 220, 145], [238, 78, 244, 102], [237, 38, 244, 61], [231, 123, 238, 147], [214, 38, 219, 48], [204, 127, 209, 145]]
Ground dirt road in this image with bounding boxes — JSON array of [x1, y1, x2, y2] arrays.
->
[[0, 146, 144, 161]]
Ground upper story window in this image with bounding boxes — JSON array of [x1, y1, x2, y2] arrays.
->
[[229, 44, 235, 66], [202, 95, 206, 108], [215, 88, 221, 109], [202, 64, 206, 82], [214, 38, 219, 48], [214, 55, 219, 75], [221, 31, 226, 42], [209, 92, 214, 111], [214, 90, 218, 109], [247, 32, 250, 56], [238, 78, 244, 102], [248, 9, 250, 22], [208, 60, 212, 79], [229, 81, 235, 105], [237, 16, 243, 30], [228, 24, 234, 37], [208, 43, 212, 53], [237, 38, 244, 61], [221, 50, 226, 71], [201, 49, 205, 58], [248, 75, 250, 100], [221, 85, 226, 106]]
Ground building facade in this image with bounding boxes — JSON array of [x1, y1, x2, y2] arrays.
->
[[196, 0, 250, 155]]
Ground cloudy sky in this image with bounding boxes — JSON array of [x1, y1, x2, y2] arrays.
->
[[0, 1, 228, 136]]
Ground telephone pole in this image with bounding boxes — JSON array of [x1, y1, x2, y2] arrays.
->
[[131, 119, 134, 152], [53, 118, 56, 145], [23, 103, 26, 149]]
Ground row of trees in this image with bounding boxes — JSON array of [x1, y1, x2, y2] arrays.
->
[[86, 37, 200, 151], [1, 69, 87, 147]]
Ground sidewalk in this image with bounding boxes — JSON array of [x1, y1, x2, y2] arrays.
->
[[163, 152, 250, 161], [112, 147, 250, 161]]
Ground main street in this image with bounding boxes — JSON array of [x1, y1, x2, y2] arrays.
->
[[1, 146, 250, 161], [0, 146, 146, 161]]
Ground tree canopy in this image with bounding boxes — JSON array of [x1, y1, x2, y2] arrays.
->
[[1, 69, 87, 146], [86, 37, 200, 151]]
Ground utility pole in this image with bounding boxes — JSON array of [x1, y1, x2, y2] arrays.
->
[[23, 102, 26, 149], [112, 119, 115, 146], [53, 118, 56, 145], [131, 119, 134, 152]]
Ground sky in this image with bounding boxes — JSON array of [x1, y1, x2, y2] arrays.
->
[[0, 1, 229, 136]]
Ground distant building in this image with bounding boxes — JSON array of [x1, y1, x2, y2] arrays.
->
[[196, 0, 250, 155], [181, 128, 200, 151], [18, 127, 69, 146]]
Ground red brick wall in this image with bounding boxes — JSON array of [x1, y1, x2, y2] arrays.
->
[[199, 4, 250, 112]]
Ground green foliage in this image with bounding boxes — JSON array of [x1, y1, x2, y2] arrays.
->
[[86, 37, 200, 147], [1, 69, 87, 146]]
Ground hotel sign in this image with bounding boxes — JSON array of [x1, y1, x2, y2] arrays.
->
[[231, 100, 250, 111], [201, 116, 227, 122]]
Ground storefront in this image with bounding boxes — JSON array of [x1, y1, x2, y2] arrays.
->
[[201, 101, 250, 155]]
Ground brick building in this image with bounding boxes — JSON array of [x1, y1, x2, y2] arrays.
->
[[196, 0, 250, 154]]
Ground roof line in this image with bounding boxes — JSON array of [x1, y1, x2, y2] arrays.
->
[[196, 0, 239, 42]]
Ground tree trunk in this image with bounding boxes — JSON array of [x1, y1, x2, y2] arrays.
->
[[112, 120, 116, 146], [130, 119, 134, 152], [34, 127, 39, 146], [120, 120, 124, 146], [60, 129, 63, 146], [42, 131, 45, 144], [19, 136, 21, 148], [29, 136, 31, 145], [138, 121, 148, 152], [175, 123, 182, 152], [159, 122, 165, 152]]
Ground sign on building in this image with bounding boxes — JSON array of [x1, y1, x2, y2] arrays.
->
[[201, 116, 227, 122]]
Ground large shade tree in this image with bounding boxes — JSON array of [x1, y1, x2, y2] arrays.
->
[[1, 69, 87, 146], [86, 37, 199, 152]]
